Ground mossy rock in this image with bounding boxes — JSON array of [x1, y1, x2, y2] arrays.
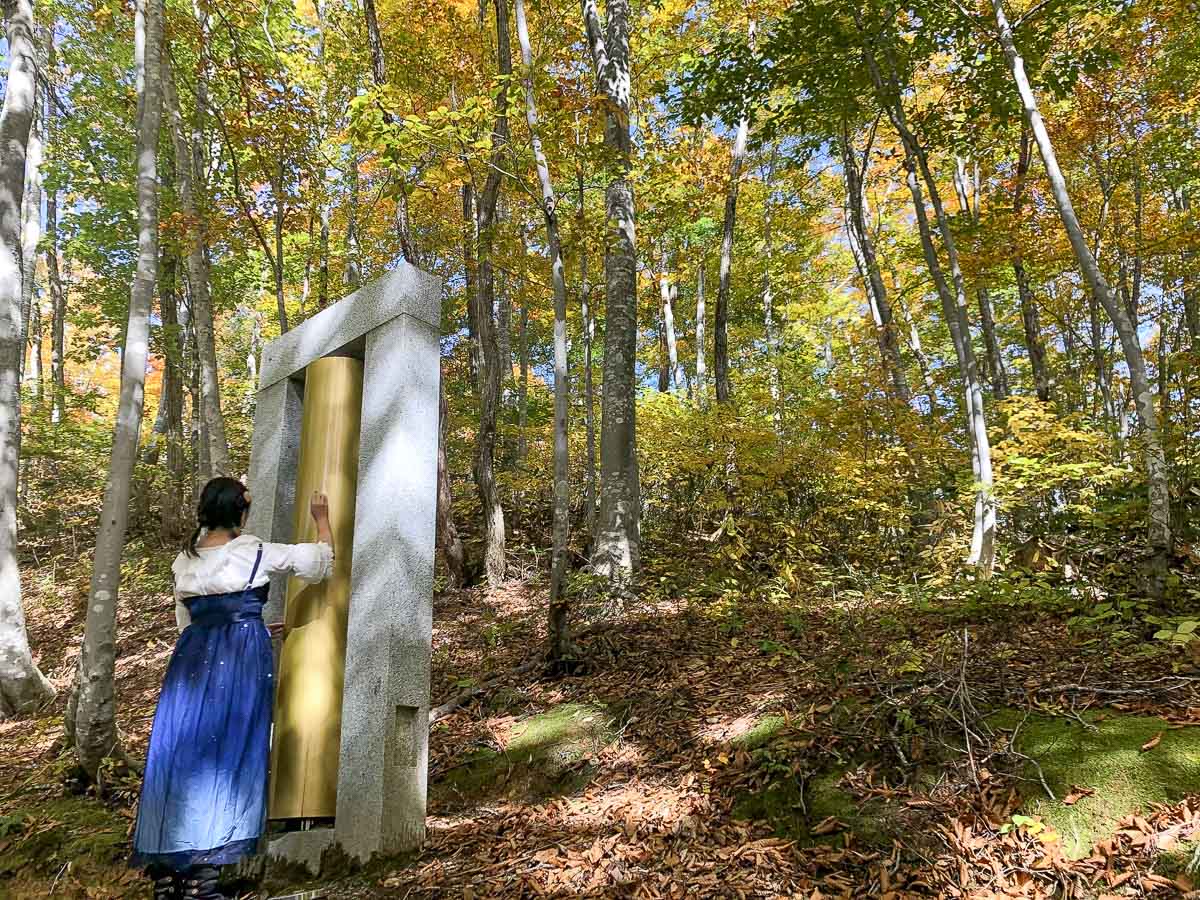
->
[[435, 703, 616, 805], [994, 709, 1200, 859]]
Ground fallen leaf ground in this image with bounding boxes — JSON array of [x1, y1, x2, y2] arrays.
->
[[3, 549, 1199, 898]]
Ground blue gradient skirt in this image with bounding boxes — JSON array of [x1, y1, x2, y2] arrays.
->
[[131, 583, 273, 871]]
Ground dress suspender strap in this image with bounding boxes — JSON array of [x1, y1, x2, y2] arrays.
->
[[245, 543, 264, 590]]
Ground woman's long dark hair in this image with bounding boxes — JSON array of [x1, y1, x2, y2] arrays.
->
[[185, 477, 252, 557]]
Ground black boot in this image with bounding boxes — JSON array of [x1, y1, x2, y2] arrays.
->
[[180, 865, 225, 900], [147, 865, 179, 900]]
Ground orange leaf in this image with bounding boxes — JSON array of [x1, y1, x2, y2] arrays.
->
[[1063, 785, 1095, 806]]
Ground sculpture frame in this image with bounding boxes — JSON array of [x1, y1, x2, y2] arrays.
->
[[244, 263, 442, 871]]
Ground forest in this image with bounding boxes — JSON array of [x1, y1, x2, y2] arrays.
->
[[1, 0, 1199, 893]]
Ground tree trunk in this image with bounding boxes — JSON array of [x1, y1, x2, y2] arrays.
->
[[436, 373, 466, 587], [901, 155, 996, 577], [1012, 128, 1051, 402], [993, 0, 1171, 594], [273, 162, 288, 329], [1179, 192, 1199, 347], [695, 257, 706, 402], [46, 33, 67, 424], [344, 153, 361, 291], [863, 41, 996, 577], [953, 158, 1009, 399], [715, 111, 748, 404], [163, 57, 229, 479], [761, 154, 782, 426], [497, 201, 513, 399], [158, 249, 187, 541], [583, 0, 639, 581], [516, 302, 529, 462], [18, 76, 41, 390], [70, 0, 162, 771], [472, 0, 511, 588], [659, 245, 681, 391], [896, 287, 939, 414], [362, 0, 387, 85], [578, 172, 597, 541], [27, 291, 42, 402], [319, 202, 330, 309], [0, 0, 55, 719], [840, 125, 910, 404], [517, 0, 571, 661]]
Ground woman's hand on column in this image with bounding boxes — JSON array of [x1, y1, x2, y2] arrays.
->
[[310, 490, 334, 551]]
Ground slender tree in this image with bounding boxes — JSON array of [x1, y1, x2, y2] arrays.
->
[[992, 0, 1171, 594], [578, 170, 597, 541], [659, 246, 682, 390], [840, 123, 910, 404], [68, 0, 163, 774], [695, 256, 706, 402], [715, 85, 749, 404], [516, 0, 571, 661], [1011, 127, 1051, 402], [0, 0, 55, 718], [860, 34, 996, 577], [163, 57, 230, 478], [436, 375, 466, 587], [472, 0, 511, 587], [18, 75, 42, 391], [953, 157, 1009, 399], [46, 31, 67, 424]]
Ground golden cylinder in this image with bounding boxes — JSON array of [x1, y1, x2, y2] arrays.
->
[[269, 356, 363, 821]]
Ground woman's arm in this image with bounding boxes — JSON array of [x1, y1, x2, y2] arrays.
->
[[310, 490, 334, 555]]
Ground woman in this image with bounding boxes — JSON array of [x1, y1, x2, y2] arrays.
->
[[132, 477, 334, 900]]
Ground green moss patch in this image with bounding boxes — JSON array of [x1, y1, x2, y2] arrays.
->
[[731, 709, 922, 848], [731, 715, 786, 751], [734, 764, 921, 847], [994, 710, 1200, 859], [0, 796, 128, 878], [435, 703, 617, 805]]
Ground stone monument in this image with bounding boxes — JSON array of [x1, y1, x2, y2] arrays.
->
[[243, 263, 442, 872]]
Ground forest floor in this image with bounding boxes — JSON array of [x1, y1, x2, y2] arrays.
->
[[3, 543, 1200, 898]]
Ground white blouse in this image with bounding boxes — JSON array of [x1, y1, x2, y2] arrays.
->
[[172, 533, 334, 632]]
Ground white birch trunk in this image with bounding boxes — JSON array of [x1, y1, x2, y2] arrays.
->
[[70, 0, 162, 772], [0, 0, 55, 718], [516, 0, 572, 659], [18, 81, 42, 391], [993, 0, 1171, 589], [660, 246, 682, 390]]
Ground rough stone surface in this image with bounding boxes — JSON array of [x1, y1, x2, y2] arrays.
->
[[336, 312, 440, 860], [245, 376, 304, 622], [245, 265, 443, 870], [258, 264, 440, 391], [266, 829, 336, 877]]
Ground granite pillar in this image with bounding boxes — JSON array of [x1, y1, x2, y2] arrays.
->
[[244, 263, 442, 872]]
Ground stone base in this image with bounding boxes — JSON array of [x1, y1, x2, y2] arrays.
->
[[267, 828, 337, 876]]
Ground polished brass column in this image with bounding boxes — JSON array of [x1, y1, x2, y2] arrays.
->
[[269, 356, 363, 821]]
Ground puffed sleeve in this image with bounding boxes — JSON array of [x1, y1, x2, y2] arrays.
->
[[263, 541, 334, 584], [174, 588, 191, 633]]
